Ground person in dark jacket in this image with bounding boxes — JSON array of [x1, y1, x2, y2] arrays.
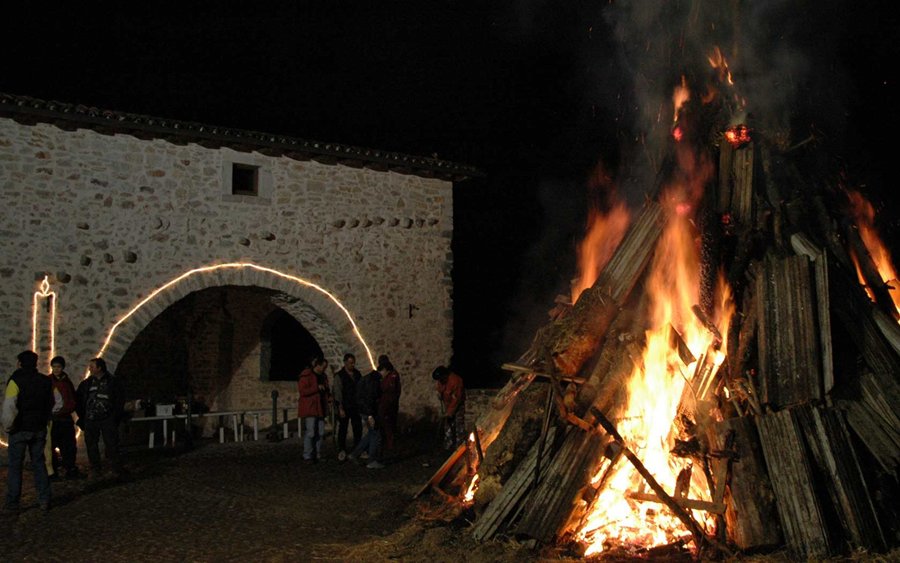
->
[[347, 366, 382, 468], [377, 356, 401, 454], [2, 350, 53, 512], [75, 357, 125, 477], [49, 355, 80, 479], [333, 353, 362, 461]]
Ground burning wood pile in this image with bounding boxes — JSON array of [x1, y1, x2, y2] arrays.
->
[[418, 48, 900, 560]]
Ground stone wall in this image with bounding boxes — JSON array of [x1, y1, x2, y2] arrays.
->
[[0, 118, 455, 417]]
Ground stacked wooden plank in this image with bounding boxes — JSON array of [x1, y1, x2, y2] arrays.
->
[[710, 417, 782, 550], [757, 405, 887, 559], [755, 253, 823, 408], [756, 409, 832, 559], [717, 139, 754, 227], [471, 426, 558, 542]]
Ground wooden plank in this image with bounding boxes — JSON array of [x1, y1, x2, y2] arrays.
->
[[756, 253, 823, 408], [413, 442, 467, 499], [790, 233, 835, 396], [796, 405, 886, 551], [626, 491, 725, 514], [756, 410, 832, 559], [513, 427, 606, 544], [523, 201, 664, 376], [472, 426, 558, 542], [711, 417, 782, 550], [838, 371, 900, 474]]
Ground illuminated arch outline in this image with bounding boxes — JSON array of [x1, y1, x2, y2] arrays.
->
[[1, 263, 377, 448], [96, 262, 377, 373]]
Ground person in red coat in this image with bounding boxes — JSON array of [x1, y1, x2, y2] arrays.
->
[[433, 365, 466, 450], [376, 355, 401, 454], [49, 356, 80, 480], [298, 356, 329, 462]]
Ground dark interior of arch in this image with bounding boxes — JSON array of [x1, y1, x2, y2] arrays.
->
[[116, 285, 322, 407], [260, 307, 322, 382]]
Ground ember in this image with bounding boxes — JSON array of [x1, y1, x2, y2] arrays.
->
[[724, 125, 751, 148]]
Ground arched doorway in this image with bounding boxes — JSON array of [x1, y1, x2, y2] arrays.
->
[[260, 308, 323, 382], [116, 285, 336, 415]]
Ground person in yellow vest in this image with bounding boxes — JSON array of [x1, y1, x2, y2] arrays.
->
[[2, 351, 54, 512]]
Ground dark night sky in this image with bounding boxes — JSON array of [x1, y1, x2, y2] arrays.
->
[[2, 1, 898, 386]]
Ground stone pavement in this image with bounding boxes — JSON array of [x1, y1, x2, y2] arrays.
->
[[0, 438, 441, 562]]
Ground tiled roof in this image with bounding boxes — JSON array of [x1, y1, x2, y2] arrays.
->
[[0, 92, 481, 181]]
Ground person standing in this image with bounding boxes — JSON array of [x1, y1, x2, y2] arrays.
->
[[376, 356, 401, 455], [49, 356, 80, 479], [298, 356, 329, 463], [347, 365, 382, 468], [76, 357, 125, 478], [2, 350, 53, 512], [433, 365, 466, 450], [333, 353, 362, 461]]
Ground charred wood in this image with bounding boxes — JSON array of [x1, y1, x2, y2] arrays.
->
[[790, 234, 835, 395], [795, 405, 886, 552], [524, 202, 664, 376], [472, 426, 558, 542], [756, 253, 823, 408], [756, 409, 832, 559], [711, 417, 782, 550]]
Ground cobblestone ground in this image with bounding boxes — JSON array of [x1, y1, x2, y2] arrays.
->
[[0, 438, 440, 562]]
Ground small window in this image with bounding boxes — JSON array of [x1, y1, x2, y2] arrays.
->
[[231, 163, 259, 196]]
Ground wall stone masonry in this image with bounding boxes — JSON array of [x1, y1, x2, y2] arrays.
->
[[0, 117, 455, 418]]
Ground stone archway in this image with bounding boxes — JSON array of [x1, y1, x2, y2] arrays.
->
[[95, 263, 376, 373]]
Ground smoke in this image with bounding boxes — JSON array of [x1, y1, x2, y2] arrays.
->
[[602, 1, 827, 187]]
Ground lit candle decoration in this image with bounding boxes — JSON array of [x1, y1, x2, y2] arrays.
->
[[2, 277, 58, 448], [32, 275, 57, 371]]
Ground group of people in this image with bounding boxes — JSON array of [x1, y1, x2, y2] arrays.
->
[[296, 352, 468, 469], [2, 350, 125, 512], [4, 347, 468, 509], [297, 353, 401, 469]]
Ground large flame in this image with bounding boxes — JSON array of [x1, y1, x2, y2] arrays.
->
[[575, 86, 733, 554], [847, 190, 900, 321], [572, 165, 632, 303]]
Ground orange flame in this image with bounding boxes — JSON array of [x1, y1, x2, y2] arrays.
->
[[573, 165, 632, 303], [708, 46, 734, 86], [575, 95, 732, 554], [673, 76, 690, 122], [573, 204, 631, 302], [847, 191, 900, 320]]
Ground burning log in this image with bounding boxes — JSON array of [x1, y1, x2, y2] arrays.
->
[[589, 406, 730, 557], [844, 219, 900, 322], [717, 136, 754, 228], [524, 201, 665, 376]]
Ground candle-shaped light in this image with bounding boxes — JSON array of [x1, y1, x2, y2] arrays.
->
[[31, 275, 57, 370]]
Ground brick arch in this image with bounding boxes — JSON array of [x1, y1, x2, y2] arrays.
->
[[95, 263, 376, 373]]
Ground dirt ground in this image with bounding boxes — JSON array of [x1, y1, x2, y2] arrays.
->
[[1, 427, 897, 562]]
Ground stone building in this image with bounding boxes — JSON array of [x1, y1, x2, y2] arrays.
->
[[0, 93, 476, 429]]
